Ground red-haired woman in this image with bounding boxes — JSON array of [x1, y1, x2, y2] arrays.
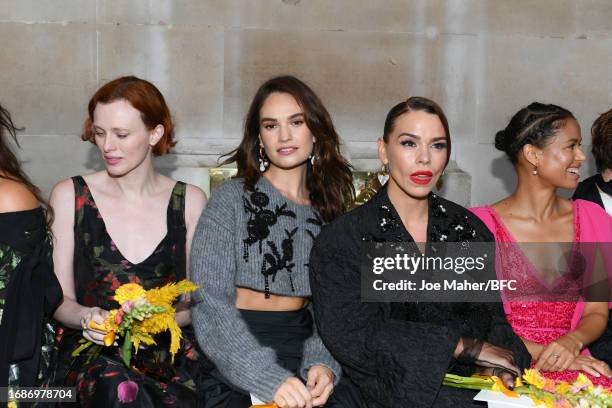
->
[[0, 103, 62, 404], [48, 76, 207, 406]]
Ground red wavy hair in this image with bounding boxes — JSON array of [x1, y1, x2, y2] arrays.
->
[[82, 76, 175, 156]]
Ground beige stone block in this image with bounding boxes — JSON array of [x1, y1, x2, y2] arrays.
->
[[97, 0, 151, 25], [482, 0, 576, 38], [0, 23, 97, 135], [223, 29, 477, 143], [475, 36, 612, 144], [98, 24, 224, 141], [453, 142, 514, 206], [0, 0, 95, 22], [576, 0, 612, 37], [14, 135, 102, 197], [150, 0, 426, 33]]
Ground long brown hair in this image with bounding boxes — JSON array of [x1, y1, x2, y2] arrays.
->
[[221, 75, 354, 222], [0, 104, 53, 221]]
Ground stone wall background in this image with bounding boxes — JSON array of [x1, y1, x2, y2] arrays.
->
[[1, 0, 611, 205]]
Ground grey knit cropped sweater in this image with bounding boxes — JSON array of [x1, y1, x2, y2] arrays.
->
[[190, 176, 341, 402]]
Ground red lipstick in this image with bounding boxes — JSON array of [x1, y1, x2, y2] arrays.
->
[[409, 170, 433, 185]]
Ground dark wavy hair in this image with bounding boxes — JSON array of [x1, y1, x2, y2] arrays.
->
[[591, 108, 612, 172], [221, 75, 354, 222], [382, 96, 452, 167], [0, 104, 52, 221], [495, 102, 575, 164]]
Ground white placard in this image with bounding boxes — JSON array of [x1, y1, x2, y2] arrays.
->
[[474, 390, 540, 407]]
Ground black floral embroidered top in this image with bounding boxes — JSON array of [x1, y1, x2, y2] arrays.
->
[[190, 176, 340, 402], [309, 186, 531, 408]]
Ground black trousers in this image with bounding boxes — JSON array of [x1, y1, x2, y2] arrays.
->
[[199, 308, 365, 408]]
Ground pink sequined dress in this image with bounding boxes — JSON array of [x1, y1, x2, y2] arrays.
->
[[471, 200, 612, 389]]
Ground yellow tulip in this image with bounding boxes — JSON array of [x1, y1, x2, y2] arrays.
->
[[491, 376, 518, 398], [103, 331, 116, 347], [89, 320, 108, 332]]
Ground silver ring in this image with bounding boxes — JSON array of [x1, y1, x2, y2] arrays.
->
[[552, 353, 560, 360]]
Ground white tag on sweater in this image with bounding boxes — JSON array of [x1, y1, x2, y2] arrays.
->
[[250, 394, 266, 405]]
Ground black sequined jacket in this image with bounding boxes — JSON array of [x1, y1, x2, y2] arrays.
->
[[309, 186, 530, 408]]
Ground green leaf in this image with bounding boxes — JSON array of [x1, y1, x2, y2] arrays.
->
[[71, 341, 93, 357], [121, 330, 132, 367]]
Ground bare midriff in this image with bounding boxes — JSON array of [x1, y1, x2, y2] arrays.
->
[[235, 287, 309, 311]]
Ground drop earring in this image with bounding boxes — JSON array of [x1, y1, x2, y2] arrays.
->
[[259, 144, 269, 172], [532, 164, 538, 176], [378, 163, 389, 185]]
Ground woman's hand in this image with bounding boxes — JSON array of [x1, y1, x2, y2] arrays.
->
[[568, 355, 612, 378], [273, 376, 313, 408], [457, 338, 520, 377], [306, 365, 334, 406], [475, 367, 518, 390], [80, 306, 111, 345], [535, 335, 580, 372]]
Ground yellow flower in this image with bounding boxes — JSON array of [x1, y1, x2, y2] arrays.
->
[[523, 368, 546, 390], [103, 331, 116, 347], [515, 376, 524, 387], [89, 319, 109, 332], [556, 382, 571, 395], [491, 376, 518, 398], [145, 280, 198, 307], [131, 327, 157, 353], [114, 283, 146, 304]]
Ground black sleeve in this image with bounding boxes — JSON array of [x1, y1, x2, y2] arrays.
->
[[485, 302, 532, 371], [309, 225, 463, 408], [589, 315, 612, 366]]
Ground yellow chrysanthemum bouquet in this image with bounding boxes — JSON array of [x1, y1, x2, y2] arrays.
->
[[72, 280, 198, 366]]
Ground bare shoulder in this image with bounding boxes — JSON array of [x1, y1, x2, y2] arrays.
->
[[0, 177, 39, 213], [185, 184, 207, 206], [49, 178, 75, 204], [185, 183, 207, 225]]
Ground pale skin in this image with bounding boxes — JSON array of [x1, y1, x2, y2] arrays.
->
[[51, 99, 207, 347], [491, 118, 611, 378], [236, 92, 333, 408], [378, 110, 520, 388]]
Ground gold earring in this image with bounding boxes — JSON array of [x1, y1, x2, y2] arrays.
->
[[532, 164, 538, 176]]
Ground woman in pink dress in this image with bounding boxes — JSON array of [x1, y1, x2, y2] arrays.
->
[[471, 102, 612, 388]]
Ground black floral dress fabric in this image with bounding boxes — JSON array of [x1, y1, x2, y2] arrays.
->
[[0, 207, 62, 405], [49, 176, 202, 407], [309, 186, 531, 408]]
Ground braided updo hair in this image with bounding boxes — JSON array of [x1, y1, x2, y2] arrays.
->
[[591, 108, 612, 172], [494, 102, 575, 164]]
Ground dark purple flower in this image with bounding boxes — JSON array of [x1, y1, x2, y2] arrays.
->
[[117, 379, 139, 403]]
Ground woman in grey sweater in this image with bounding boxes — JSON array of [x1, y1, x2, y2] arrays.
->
[[191, 76, 361, 408]]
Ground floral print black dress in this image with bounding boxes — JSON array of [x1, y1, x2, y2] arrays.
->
[[49, 176, 201, 407]]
